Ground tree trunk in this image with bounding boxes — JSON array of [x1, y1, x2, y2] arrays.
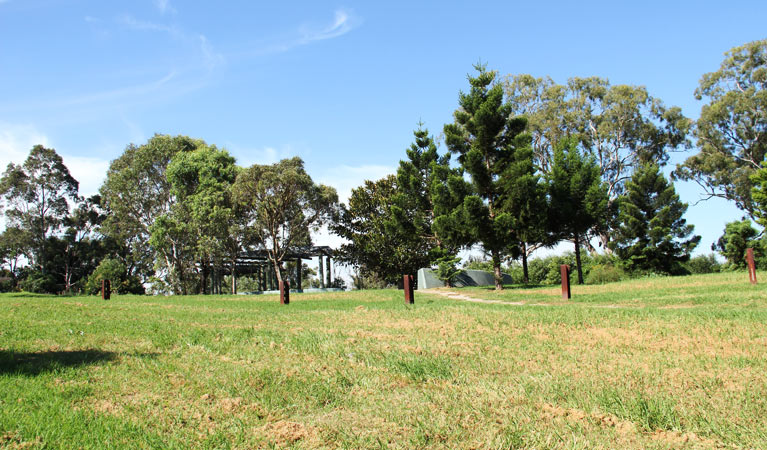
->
[[200, 260, 208, 295], [272, 258, 283, 286], [574, 232, 584, 285], [231, 257, 237, 294], [521, 242, 529, 284], [492, 249, 503, 291]]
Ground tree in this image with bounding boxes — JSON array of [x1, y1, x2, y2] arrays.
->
[[499, 138, 550, 284], [610, 163, 700, 275], [333, 176, 403, 283], [0, 227, 30, 275], [389, 125, 457, 270], [233, 157, 337, 286], [674, 39, 767, 217], [505, 75, 691, 248], [55, 195, 106, 292], [160, 146, 238, 294], [713, 219, 763, 269], [434, 254, 461, 287], [442, 64, 531, 290], [753, 161, 767, 230], [100, 134, 206, 293], [0, 145, 79, 272], [547, 141, 609, 284]]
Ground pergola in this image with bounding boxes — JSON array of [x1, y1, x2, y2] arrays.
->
[[206, 246, 336, 294]]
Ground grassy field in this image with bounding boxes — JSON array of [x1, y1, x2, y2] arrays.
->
[[2, 271, 766, 449]]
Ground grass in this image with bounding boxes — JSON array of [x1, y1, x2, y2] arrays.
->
[[1, 271, 766, 449]]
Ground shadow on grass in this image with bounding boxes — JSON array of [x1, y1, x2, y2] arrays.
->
[[0, 349, 119, 376]]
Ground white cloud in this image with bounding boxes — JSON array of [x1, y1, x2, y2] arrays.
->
[[154, 0, 176, 15], [118, 14, 180, 36], [0, 123, 49, 173], [298, 9, 356, 44], [199, 34, 225, 70], [62, 155, 110, 198], [0, 123, 109, 199]]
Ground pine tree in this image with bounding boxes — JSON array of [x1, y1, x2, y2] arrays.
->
[[610, 163, 700, 274], [442, 64, 531, 290], [547, 141, 609, 284]]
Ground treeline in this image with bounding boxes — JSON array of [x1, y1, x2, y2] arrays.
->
[[334, 39, 767, 288], [1, 39, 766, 294], [0, 137, 337, 294]]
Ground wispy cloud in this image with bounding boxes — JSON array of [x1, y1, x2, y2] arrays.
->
[[237, 9, 361, 57], [298, 9, 356, 43], [154, 0, 176, 15], [118, 14, 180, 36]]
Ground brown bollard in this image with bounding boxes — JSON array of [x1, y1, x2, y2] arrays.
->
[[747, 248, 757, 285], [279, 280, 290, 304], [560, 265, 571, 300], [404, 274, 414, 305], [101, 279, 111, 300]]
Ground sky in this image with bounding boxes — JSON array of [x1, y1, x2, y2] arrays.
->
[[1, 0, 766, 269]]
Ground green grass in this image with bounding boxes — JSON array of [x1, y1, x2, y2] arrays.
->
[[1, 271, 767, 449]]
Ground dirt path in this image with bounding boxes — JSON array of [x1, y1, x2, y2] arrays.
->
[[422, 289, 528, 305]]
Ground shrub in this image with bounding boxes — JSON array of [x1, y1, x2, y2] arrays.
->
[[684, 254, 722, 274], [20, 270, 60, 294], [85, 258, 144, 295], [586, 264, 627, 284]]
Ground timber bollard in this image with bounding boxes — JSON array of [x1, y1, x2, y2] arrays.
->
[[101, 279, 111, 300], [403, 274, 414, 304], [747, 248, 757, 285], [279, 280, 290, 304], [560, 265, 571, 300]]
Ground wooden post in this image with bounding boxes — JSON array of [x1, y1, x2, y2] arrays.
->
[[404, 274, 414, 304], [279, 280, 290, 304], [747, 248, 757, 285], [101, 279, 111, 300], [318, 256, 325, 288], [296, 259, 302, 291], [560, 265, 571, 300]]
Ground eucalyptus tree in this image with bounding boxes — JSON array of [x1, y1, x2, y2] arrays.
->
[[0, 145, 79, 272], [505, 75, 691, 249], [100, 134, 205, 293], [159, 146, 238, 294], [233, 157, 337, 286], [675, 39, 767, 218]]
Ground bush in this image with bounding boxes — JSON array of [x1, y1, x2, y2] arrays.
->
[[20, 270, 60, 294], [684, 254, 723, 274], [85, 258, 144, 295], [586, 264, 627, 284], [463, 256, 494, 272]]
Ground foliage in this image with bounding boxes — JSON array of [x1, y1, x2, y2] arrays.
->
[[0, 145, 79, 271], [441, 64, 531, 289], [585, 264, 627, 285], [684, 254, 723, 274], [504, 74, 691, 233], [752, 161, 767, 229], [462, 256, 494, 272], [154, 145, 238, 294], [434, 255, 461, 287], [18, 270, 60, 294], [674, 39, 767, 217], [101, 135, 206, 291], [712, 219, 763, 269], [84, 258, 144, 295], [233, 157, 337, 285], [547, 140, 609, 283], [610, 163, 700, 275]]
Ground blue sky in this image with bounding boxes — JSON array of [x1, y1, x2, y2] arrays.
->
[[1, 0, 766, 258]]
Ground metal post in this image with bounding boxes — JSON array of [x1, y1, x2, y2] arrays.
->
[[560, 265, 571, 299], [279, 280, 290, 304], [747, 248, 757, 285], [404, 274, 414, 304]]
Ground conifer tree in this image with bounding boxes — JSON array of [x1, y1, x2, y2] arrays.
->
[[610, 163, 700, 275], [547, 141, 609, 284], [442, 64, 531, 290]]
